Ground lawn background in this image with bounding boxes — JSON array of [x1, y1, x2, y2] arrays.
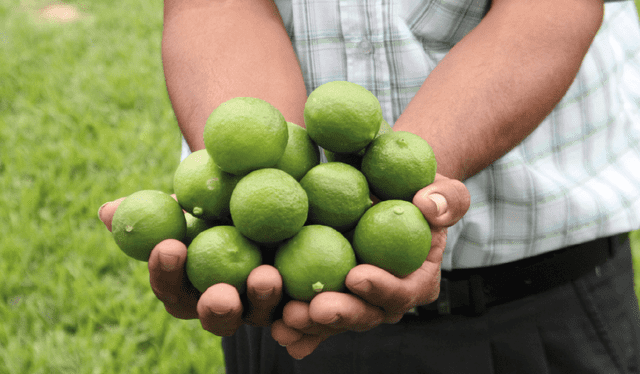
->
[[1, 1, 640, 373]]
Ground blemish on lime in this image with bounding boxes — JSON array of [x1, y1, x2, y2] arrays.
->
[[396, 138, 408, 147], [207, 178, 219, 190]]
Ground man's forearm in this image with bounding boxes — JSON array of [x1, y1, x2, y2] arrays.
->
[[162, 0, 308, 152], [393, 0, 604, 180]]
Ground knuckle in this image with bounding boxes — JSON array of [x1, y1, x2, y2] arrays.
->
[[151, 286, 173, 302], [386, 282, 418, 313], [423, 280, 441, 305], [425, 289, 439, 305]]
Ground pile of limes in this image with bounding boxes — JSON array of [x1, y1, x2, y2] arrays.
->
[[110, 81, 437, 302]]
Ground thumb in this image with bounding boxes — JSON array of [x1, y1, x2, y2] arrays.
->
[[97, 197, 126, 232], [413, 175, 470, 228], [412, 192, 447, 222]]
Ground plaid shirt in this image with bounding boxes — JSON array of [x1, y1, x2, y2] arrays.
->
[[182, 0, 640, 269]]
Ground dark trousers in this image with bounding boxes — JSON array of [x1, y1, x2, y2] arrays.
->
[[222, 236, 640, 374]]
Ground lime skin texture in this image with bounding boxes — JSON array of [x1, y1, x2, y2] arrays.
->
[[186, 225, 262, 294], [112, 190, 187, 262], [352, 200, 431, 278], [275, 225, 357, 302]]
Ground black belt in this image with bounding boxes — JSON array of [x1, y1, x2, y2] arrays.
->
[[409, 233, 628, 318]]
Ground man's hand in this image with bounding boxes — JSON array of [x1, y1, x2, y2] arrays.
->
[[98, 197, 284, 335], [271, 174, 470, 359]]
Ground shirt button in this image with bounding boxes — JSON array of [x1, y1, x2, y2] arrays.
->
[[358, 40, 374, 54]]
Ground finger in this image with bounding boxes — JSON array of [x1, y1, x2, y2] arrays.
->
[[244, 265, 283, 326], [282, 300, 314, 330], [271, 319, 304, 346], [148, 239, 200, 319], [281, 301, 328, 334], [308, 292, 384, 332], [413, 174, 470, 227], [427, 226, 448, 264], [412, 192, 446, 222], [97, 197, 126, 232], [280, 300, 339, 335], [346, 262, 441, 315], [197, 283, 244, 336], [285, 334, 328, 360]]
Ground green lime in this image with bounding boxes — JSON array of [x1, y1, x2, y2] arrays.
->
[[274, 122, 320, 181], [173, 149, 241, 220], [183, 212, 232, 246], [186, 226, 262, 294], [361, 131, 437, 201], [230, 168, 308, 243], [324, 117, 394, 168], [275, 225, 357, 302], [352, 200, 431, 278], [204, 97, 288, 175], [299, 162, 372, 232], [112, 190, 187, 262], [304, 81, 382, 154]]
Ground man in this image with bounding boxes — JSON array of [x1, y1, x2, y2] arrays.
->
[[99, 0, 640, 372]]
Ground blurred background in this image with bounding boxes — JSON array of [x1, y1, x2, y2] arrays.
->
[[1, 1, 639, 373], [0, 1, 224, 373]]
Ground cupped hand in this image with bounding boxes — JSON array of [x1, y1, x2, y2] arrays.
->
[[98, 197, 284, 336], [271, 173, 470, 359]]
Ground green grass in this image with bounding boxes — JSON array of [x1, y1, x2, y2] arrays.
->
[[0, 1, 223, 373], [1, 1, 640, 373]]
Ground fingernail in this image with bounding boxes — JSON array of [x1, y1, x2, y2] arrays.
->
[[352, 280, 372, 294], [325, 315, 340, 325], [97, 202, 109, 222], [255, 287, 274, 300], [209, 307, 231, 318], [427, 193, 447, 215], [159, 253, 179, 272]]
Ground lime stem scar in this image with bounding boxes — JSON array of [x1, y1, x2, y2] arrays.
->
[[312, 281, 325, 293]]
